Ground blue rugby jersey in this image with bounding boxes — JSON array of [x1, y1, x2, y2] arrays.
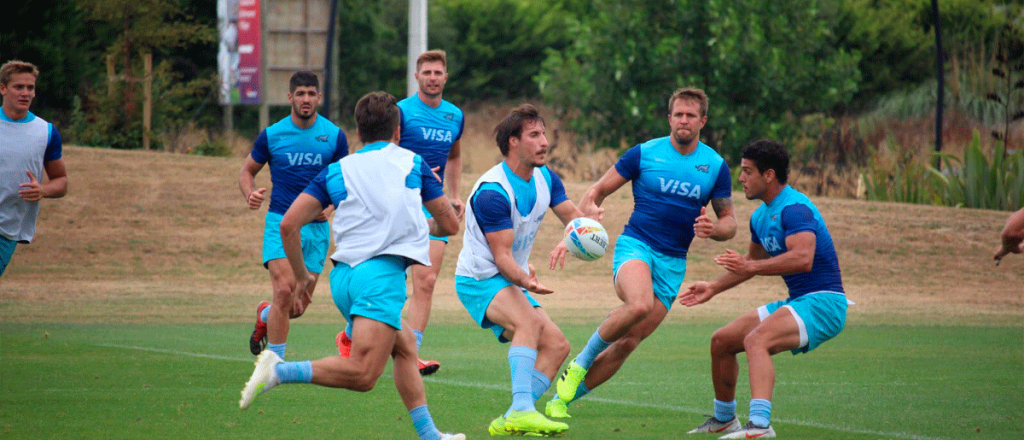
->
[[249, 114, 348, 216], [470, 163, 568, 234], [614, 137, 732, 258], [397, 94, 464, 182], [749, 186, 844, 298]]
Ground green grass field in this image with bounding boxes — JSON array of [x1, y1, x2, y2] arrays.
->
[[2, 321, 1019, 440]]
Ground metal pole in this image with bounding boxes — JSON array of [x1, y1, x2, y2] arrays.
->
[[932, 0, 944, 169], [407, 0, 428, 98]]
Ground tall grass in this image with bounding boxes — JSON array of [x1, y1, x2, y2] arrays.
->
[[865, 131, 1024, 211]]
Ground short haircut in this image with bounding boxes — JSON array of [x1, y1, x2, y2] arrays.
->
[[354, 91, 400, 143], [1, 60, 39, 86], [741, 139, 790, 184], [668, 87, 708, 117], [289, 71, 319, 93], [493, 104, 544, 156], [416, 50, 447, 71]]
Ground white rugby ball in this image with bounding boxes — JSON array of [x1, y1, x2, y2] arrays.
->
[[563, 217, 609, 261]]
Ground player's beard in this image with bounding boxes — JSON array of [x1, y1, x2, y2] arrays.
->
[[673, 129, 697, 146], [293, 103, 315, 120]]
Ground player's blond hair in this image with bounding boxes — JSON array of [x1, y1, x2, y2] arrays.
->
[[416, 50, 447, 71], [668, 87, 708, 117], [1, 60, 39, 86]]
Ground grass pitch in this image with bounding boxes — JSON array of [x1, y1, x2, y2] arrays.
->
[[2, 321, 1019, 440]]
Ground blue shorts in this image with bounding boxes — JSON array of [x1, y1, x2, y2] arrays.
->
[[422, 206, 450, 243], [262, 212, 330, 273], [0, 236, 16, 276], [330, 255, 409, 330], [759, 292, 848, 355], [612, 235, 687, 311], [456, 274, 541, 342]]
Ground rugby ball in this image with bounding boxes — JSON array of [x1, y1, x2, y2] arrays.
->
[[563, 217, 609, 261]]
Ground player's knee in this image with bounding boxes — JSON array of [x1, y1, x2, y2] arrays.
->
[[741, 330, 768, 353], [623, 300, 653, 322], [351, 372, 380, 392], [414, 271, 438, 293]]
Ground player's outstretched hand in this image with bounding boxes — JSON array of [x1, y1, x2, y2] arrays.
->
[[714, 249, 751, 276], [549, 241, 570, 270], [678, 281, 714, 307], [578, 199, 605, 222], [289, 271, 315, 318], [451, 198, 465, 222], [248, 188, 267, 210], [524, 264, 554, 295], [694, 206, 714, 239]]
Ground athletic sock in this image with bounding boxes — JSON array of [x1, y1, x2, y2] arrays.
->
[[259, 304, 270, 323], [714, 399, 737, 422], [531, 368, 552, 400], [414, 330, 424, 352], [749, 399, 772, 428], [410, 404, 440, 440], [267, 342, 286, 360], [506, 345, 538, 415], [345, 322, 353, 339], [275, 361, 312, 383], [574, 330, 611, 369], [570, 381, 591, 403]]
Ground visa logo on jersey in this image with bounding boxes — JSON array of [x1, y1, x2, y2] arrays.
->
[[657, 177, 702, 199], [420, 127, 454, 143], [285, 153, 324, 166], [761, 236, 783, 253]]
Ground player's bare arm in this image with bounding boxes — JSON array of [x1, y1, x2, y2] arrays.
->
[[548, 200, 586, 270], [578, 167, 627, 221], [424, 195, 460, 237], [445, 139, 464, 219], [279, 193, 324, 302], [706, 197, 737, 241], [238, 156, 267, 209], [485, 228, 553, 294], [729, 231, 816, 277]]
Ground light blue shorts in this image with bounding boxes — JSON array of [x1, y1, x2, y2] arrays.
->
[[330, 255, 410, 330], [759, 292, 848, 355], [0, 235, 16, 276], [422, 206, 450, 243], [612, 235, 687, 311], [262, 211, 330, 273], [455, 274, 541, 343]]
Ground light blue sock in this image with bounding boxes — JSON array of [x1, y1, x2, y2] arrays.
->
[[414, 330, 424, 352], [506, 345, 538, 416], [714, 399, 737, 422], [275, 361, 312, 383], [574, 330, 611, 369], [531, 369, 551, 400], [410, 404, 440, 440], [570, 381, 591, 403], [260, 305, 270, 323], [267, 342, 286, 360], [749, 399, 772, 428], [345, 322, 353, 339]]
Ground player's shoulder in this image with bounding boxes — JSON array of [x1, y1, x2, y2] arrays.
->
[[438, 99, 464, 116], [638, 136, 670, 150]]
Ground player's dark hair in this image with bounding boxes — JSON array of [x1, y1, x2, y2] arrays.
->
[[1, 60, 39, 86], [289, 71, 319, 92], [741, 139, 790, 184], [668, 87, 708, 117], [354, 91, 400, 143], [494, 104, 544, 156]]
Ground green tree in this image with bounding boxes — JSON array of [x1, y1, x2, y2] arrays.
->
[[538, 0, 860, 159]]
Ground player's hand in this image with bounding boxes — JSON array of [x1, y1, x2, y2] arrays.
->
[[315, 206, 332, 222], [18, 171, 42, 202], [248, 188, 267, 210], [430, 166, 443, 183], [549, 241, 570, 270], [994, 242, 1024, 265], [450, 198, 465, 222], [694, 206, 714, 238], [579, 202, 605, 222], [524, 264, 554, 294], [290, 272, 315, 318], [714, 249, 751, 276], [678, 281, 714, 307]]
